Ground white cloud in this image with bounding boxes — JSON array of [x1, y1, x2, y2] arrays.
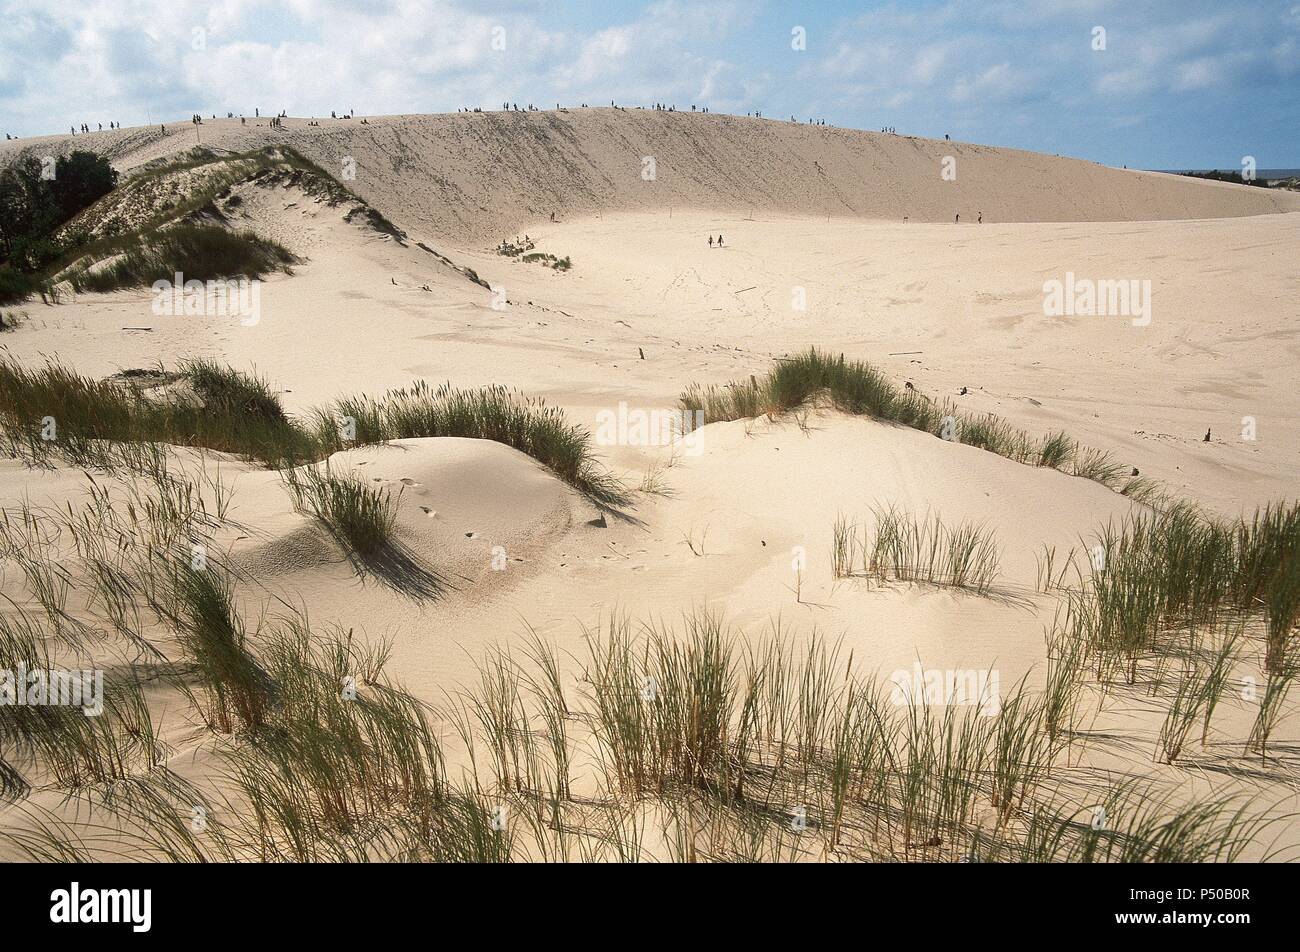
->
[[1, 0, 1294, 168], [0, 0, 751, 132]]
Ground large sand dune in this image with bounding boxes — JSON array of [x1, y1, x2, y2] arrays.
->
[[2, 111, 1298, 861], [4, 110, 1297, 244]]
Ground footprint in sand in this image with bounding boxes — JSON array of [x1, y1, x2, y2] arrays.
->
[[399, 478, 419, 487], [419, 506, 437, 518]]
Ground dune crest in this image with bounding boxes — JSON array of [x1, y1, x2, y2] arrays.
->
[[4, 110, 1297, 246]]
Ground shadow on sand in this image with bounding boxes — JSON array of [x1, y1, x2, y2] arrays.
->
[[349, 539, 449, 601]]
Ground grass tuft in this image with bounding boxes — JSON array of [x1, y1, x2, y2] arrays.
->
[[284, 464, 398, 556], [0, 357, 627, 506], [315, 379, 629, 506], [831, 505, 1000, 594], [681, 348, 1141, 494], [65, 225, 294, 293]]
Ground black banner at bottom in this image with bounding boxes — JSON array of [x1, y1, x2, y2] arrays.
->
[[0, 862, 1282, 939]]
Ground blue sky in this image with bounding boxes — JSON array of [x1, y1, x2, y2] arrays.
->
[[2, 0, 1296, 168]]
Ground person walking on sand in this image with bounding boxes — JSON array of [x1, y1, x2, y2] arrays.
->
[[709, 236, 714, 248], [717, 235, 724, 247], [978, 211, 982, 224], [955, 213, 959, 223]]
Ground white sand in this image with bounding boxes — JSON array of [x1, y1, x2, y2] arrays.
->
[[2, 110, 1298, 856]]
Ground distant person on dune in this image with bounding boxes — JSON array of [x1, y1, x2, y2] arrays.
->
[[718, 235, 724, 247], [709, 236, 714, 248]]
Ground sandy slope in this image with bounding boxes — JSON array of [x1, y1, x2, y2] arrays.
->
[[4, 187, 1296, 514], [4, 110, 1298, 245], [2, 112, 1298, 856], [2, 414, 1294, 857]]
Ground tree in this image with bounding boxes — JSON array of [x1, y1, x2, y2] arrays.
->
[[0, 150, 117, 269]]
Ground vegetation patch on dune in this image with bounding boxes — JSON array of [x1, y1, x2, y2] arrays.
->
[[521, 251, 572, 271], [0, 357, 318, 469], [1, 144, 404, 305], [315, 379, 628, 506], [498, 238, 572, 271], [1069, 501, 1300, 685], [833, 506, 1001, 594], [74, 144, 400, 247], [683, 347, 1141, 494], [283, 464, 399, 556], [0, 377, 1295, 862], [64, 224, 294, 293], [0, 357, 628, 507], [1029, 498, 1300, 762]]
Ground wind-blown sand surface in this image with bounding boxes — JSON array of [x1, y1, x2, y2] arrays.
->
[[2, 110, 1298, 859], [4, 110, 1297, 240]]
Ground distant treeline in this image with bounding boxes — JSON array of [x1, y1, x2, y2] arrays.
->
[[1177, 169, 1271, 188], [0, 151, 118, 303]]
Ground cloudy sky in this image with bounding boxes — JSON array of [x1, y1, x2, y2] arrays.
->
[[2, 0, 1296, 168]]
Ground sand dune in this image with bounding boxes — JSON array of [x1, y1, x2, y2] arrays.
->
[[4, 110, 1297, 245], [2, 110, 1298, 862], [5, 169, 1295, 515]]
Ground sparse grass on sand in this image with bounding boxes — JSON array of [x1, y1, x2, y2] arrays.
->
[[3, 580, 1290, 861], [832, 505, 1001, 594], [682, 347, 1143, 494], [283, 464, 399, 556], [0, 358, 627, 506], [65, 225, 294, 294], [314, 379, 630, 506], [163, 565, 272, 734], [0, 443, 1296, 862], [1068, 501, 1300, 684]]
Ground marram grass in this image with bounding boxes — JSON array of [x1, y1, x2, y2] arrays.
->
[[681, 347, 1138, 492], [0, 357, 628, 506]]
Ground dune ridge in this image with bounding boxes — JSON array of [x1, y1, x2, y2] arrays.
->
[[3, 110, 1297, 245]]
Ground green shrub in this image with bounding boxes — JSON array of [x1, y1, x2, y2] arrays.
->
[[0, 267, 40, 306]]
